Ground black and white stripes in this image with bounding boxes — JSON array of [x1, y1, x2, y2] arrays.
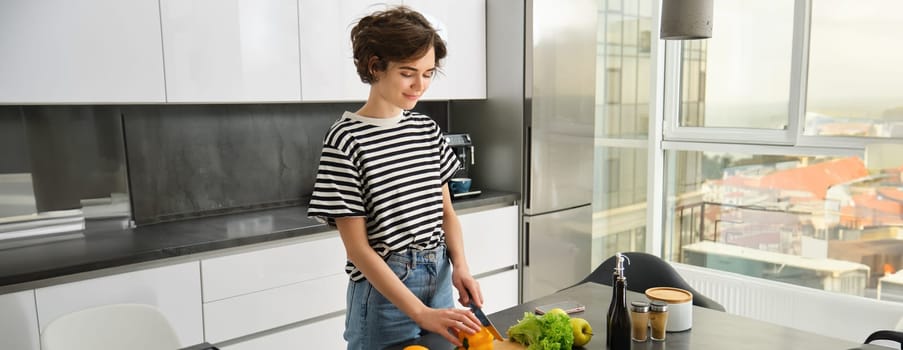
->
[[308, 111, 460, 281]]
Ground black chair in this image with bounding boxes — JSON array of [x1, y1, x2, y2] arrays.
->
[[571, 252, 726, 312], [865, 330, 903, 349]]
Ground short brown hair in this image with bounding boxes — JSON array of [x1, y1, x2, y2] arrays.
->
[[350, 6, 447, 84]]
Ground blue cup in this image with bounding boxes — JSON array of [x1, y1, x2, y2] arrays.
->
[[449, 178, 472, 194]]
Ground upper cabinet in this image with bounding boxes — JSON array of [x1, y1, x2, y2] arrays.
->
[[297, 0, 402, 102], [0, 0, 166, 104], [160, 0, 302, 103], [0, 0, 484, 104], [298, 0, 486, 102], [403, 0, 486, 100]]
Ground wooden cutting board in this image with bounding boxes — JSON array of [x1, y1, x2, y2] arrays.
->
[[492, 339, 526, 350]]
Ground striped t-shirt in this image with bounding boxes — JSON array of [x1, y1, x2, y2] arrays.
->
[[308, 110, 461, 281]]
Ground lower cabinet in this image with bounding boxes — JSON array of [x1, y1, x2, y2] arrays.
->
[[207, 205, 520, 347], [459, 206, 519, 276], [200, 233, 347, 343], [456, 205, 520, 313], [0, 204, 518, 349], [475, 269, 519, 314], [215, 271, 516, 349], [220, 314, 346, 350], [34, 262, 204, 348], [0, 290, 40, 350], [203, 273, 346, 343], [452, 268, 519, 314]]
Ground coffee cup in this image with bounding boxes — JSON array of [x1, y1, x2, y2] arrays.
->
[[449, 178, 472, 194]]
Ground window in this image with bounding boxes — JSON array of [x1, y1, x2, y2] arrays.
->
[[663, 0, 799, 146], [679, 0, 795, 130], [663, 150, 898, 297], [659, 0, 903, 305], [593, 0, 653, 267], [805, 0, 903, 138], [599, 0, 653, 140]]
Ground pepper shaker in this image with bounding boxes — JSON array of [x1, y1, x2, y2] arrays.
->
[[649, 300, 669, 341]]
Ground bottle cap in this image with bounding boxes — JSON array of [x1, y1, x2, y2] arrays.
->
[[613, 253, 631, 276], [650, 300, 668, 312], [631, 301, 649, 312]]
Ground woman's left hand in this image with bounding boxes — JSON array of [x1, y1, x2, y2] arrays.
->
[[453, 267, 483, 308]]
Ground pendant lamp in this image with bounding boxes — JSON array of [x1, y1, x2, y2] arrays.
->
[[660, 0, 713, 40]]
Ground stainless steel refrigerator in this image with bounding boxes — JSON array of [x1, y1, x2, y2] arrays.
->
[[450, 0, 597, 302], [521, 0, 597, 301]]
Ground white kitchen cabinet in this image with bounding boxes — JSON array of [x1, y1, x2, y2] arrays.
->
[[476, 269, 519, 314], [201, 234, 346, 302], [298, 0, 401, 102], [0, 290, 40, 350], [219, 314, 345, 350], [35, 262, 203, 348], [297, 0, 485, 101], [160, 0, 302, 102], [453, 205, 520, 313], [452, 268, 519, 314], [403, 0, 487, 100], [204, 273, 346, 343], [200, 233, 347, 343], [459, 205, 519, 276], [0, 0, 166, 104]]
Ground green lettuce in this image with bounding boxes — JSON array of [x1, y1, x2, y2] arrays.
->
[[506, 312, 574, 350]]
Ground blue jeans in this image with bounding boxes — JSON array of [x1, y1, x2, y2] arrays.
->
[[344, 244, 454, 350]]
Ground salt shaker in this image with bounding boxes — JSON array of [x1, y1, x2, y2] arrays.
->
[[630, 301, 650, 342]]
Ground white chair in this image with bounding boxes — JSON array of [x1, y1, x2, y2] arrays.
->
[[42, 303, 182, 350]]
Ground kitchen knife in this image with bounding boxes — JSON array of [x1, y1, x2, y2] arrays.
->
[[469, 303, 505, 341]]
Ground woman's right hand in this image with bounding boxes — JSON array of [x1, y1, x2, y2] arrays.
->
[[414, 307, 482, 347]]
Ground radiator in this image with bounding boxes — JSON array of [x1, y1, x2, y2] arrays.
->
[[672, 262, 903, 344]]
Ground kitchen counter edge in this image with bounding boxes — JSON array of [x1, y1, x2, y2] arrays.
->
[[0, 190, 519, 293]]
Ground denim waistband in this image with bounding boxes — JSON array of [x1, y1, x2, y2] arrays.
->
[[387, 243, 446, 265]]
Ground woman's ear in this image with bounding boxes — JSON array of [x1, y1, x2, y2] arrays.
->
[[368, 56, 381, 81]]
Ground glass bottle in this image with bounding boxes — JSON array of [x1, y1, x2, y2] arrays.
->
[[606, 253, 632, 349]]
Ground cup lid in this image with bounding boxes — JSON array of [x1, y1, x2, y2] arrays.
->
[[645, 287, 693, 303]]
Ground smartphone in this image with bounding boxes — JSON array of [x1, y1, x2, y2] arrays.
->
[[534, 301, 586, 315]]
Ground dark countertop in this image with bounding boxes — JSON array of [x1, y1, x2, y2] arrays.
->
[[387, 282, 884, 350], [0, 190, 518, 291]]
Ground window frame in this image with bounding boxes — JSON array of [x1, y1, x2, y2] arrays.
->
[[650, 0, 903, 257], [662, 0, 903, 150], [662, 0, 813, 147]]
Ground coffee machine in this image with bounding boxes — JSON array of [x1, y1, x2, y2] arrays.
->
[[443, 133, 481, 198]]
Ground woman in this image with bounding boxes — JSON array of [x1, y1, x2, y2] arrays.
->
[[307, 5, 484, 349]]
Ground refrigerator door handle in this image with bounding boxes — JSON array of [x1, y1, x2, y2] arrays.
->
[[524, 126, 532, 210], [524, 222, 530, 267]]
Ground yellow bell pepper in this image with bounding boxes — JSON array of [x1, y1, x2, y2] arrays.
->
[[457, 326, 494, 350]]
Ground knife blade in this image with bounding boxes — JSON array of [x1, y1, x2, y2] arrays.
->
[[469, 303, 505, 341]]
